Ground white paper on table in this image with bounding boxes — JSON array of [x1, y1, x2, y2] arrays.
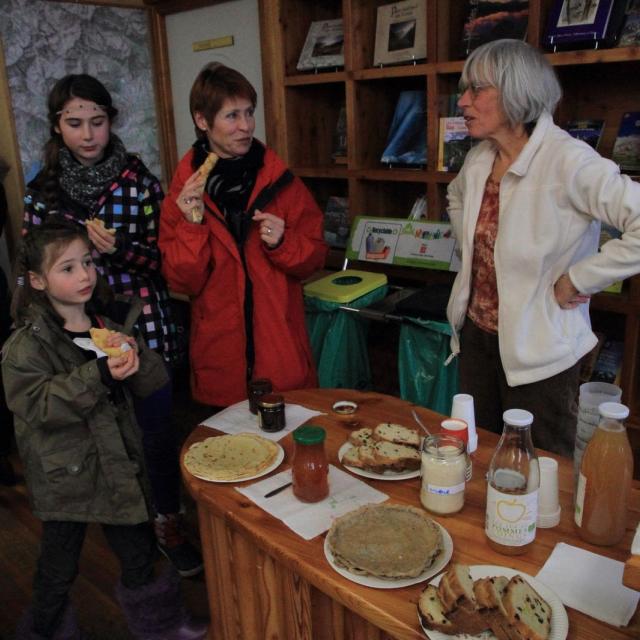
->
[[200, 399, 324, 442], [536, 542, 640, 627], [236, 465, 389, 540]]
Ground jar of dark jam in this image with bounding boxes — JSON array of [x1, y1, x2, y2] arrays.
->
[[247, 378, 272, 414], [257, 394, 286, 432], [292, 425, 329, 503]]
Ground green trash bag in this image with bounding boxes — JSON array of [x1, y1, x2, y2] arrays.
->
[[305, 286, 388, 390], [398, 317, 458, 415]]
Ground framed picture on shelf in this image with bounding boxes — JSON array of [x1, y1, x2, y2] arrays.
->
[[296, 19, 344, 72], [373, 0, 427, 67], [544, 0, 628, 49]]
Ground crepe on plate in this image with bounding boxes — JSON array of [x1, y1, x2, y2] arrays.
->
[[184, 433, 279, 481], [327, 503, 443, 579]]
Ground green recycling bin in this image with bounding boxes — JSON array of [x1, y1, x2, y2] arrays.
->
[[398, 316, 458, 414], [304, 270, 388, 390]]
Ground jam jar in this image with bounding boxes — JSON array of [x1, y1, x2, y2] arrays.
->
[[292, 425, 329, 502], [247, 378, 272, 414], [257, 394, 286, 432]]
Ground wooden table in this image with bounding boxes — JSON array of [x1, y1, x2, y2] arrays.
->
[[181, 389, 640, 640]]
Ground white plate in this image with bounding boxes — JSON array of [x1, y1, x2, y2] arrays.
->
[[188, 443, 284, 484], [418, 565, 569, 640], [338, 441, 421, 481], [324, 521, 453, 589]]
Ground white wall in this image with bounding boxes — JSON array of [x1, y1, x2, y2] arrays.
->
[[166, 0, 265, 159]]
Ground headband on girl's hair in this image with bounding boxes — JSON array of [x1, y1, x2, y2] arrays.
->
[[56, 103, 108, 116]]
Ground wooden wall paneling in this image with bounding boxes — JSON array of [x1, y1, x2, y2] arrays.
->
[[347, 0, 386, 71]]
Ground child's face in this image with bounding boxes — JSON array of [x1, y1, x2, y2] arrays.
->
[[55, 97, 111, 166], [29, 238, 97, 314]]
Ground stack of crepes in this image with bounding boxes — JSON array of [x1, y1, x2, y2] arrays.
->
[[183, 433, 279, 481]]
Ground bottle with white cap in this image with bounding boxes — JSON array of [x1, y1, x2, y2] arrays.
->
[[575, 401, 633, 546], [485, 409, 540, 555]]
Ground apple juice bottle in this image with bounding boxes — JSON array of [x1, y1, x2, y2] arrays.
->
[[485, 409, 540, 555]]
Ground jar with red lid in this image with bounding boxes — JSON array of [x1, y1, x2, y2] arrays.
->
[[292, 425, 329, 503]]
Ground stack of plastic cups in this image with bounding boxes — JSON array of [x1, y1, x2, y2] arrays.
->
[[574, 381, 622, 493], [450, 393, 477, 481]]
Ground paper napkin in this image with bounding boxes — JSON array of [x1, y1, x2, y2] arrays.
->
[[236, 465, 388, 540], [536, 542, 639, 627], [200, 399, 324, 442]]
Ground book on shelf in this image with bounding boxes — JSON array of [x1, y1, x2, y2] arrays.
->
[[462, 0, 529, 57], [323, 196, 350, 248], [296, 19, 344, 72], [380, 90, 427, 166], [590, 337, 624, 384], [373, 0, 427, 67], [331, 105, 347, 164], [611, 111, 640, 172], [408, 194, 427, 221], [437, 117, 474, 172], [564, 118, 605, 150], [617, 0, 640, 46], [544, 0, 628, 50], [599, 223, 624, 293]]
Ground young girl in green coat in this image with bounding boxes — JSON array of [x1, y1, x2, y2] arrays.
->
[[2, 218, 207, 640]]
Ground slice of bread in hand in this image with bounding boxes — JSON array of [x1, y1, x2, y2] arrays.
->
[[418, 584, 458, 635], [503, 575, 552, 640], [372, 441, 420, 471], [348, 427, 373, 447], [373, 422, 420, 448]]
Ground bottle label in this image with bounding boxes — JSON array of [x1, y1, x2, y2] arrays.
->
[[574, 472, 586, 527], [426, 481, 465, 495], [486, 485, 538, 547]]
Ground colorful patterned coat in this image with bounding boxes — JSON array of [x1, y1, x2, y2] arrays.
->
[[23, 155, 178, 364]]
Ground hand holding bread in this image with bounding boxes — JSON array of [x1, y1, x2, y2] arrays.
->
[[176, 152, 219, 224], [86, 218, 117, 254]]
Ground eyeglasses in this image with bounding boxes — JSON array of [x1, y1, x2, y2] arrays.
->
[[458, 81, 493, 98]]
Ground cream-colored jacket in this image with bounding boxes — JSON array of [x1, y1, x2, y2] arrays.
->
[[447, 112, 640, 386]]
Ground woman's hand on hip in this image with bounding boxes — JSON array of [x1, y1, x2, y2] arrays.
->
[[176, 172, 206, 223], [253, 209, 284, 248], [554, 273, 590, 309]]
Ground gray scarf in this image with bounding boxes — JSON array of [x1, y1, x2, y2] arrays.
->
[[58, 134, 128, 210]]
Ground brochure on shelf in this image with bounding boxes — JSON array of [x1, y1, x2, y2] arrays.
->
[[345, 216, 460, 271]]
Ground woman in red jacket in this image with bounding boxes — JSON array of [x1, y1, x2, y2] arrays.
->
[[159, 64, 328, 407]]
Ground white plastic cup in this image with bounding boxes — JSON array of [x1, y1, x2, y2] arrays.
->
[[451, 393, 477, 453], [537, 456, 561, 528]]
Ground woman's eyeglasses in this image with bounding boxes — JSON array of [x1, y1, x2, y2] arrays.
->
[[458, 82, 493, 98]]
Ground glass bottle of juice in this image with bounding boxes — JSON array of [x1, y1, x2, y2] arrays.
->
[[485, 409, 540, 555], [575, 402, 633, 546]]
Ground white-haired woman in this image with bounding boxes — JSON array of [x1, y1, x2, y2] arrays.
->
[[446, 39, 640, 456]]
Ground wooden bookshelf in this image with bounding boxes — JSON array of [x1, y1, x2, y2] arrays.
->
[[257, 0, 640, 472]]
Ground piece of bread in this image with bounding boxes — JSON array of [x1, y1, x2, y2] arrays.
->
[[348, 427, 373, 447], [373, 422, 420, 448], [341, 445, 363, 468], [438, 564, 489, 635], [198, 151, 219, 179], [418, 585, 458, 635], [355, 444, 384, 473], [89, 327, 126, 357], [86, 218, 116, 235], [503, 575, 552, 640], [475, 576, 520, 640], [372, 441, 420, 471]]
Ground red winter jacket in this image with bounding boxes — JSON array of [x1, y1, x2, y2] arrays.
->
[[159, 144, 328, 406]]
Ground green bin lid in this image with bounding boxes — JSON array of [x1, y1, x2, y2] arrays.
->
[[303, 269, 387, 303], [293, 425, 326, 445]]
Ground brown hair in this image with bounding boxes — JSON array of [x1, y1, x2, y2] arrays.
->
[[12, 216, 112, 325], [189, 63, 257, 139]]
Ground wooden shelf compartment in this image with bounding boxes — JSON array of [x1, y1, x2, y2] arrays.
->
[[348, 177, 426, 221], [284, 71, 347, 86], [284, 82, 346, 168]]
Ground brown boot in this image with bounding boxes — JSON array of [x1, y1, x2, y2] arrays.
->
[[154, 513, 203, 578]]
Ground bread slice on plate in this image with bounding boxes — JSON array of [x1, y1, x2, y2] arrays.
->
[[437, 564, 489, 635], [503, 574, 552, 640], [373, 422, 421, 448], [341, 445, 363, 468], [418, 584, 458, 635], [372, 441, 420, 471], [348, 427, 373, 447], [475, 576, 520, 640]]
